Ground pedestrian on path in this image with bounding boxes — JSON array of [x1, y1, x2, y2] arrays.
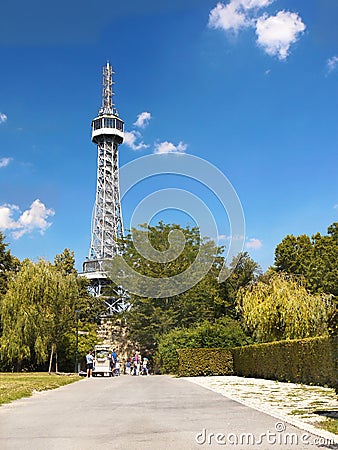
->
[[86, 350, 94, 378]]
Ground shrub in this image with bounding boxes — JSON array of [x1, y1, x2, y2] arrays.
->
[[156, 317, 251, 374], [177, 348, 233, 377], [232, 335, 337, 388]]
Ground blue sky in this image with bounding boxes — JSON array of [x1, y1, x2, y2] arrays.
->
[[0, 0, 337, 272]]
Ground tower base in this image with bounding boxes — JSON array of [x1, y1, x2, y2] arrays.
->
[[80, 259, 130, 315]]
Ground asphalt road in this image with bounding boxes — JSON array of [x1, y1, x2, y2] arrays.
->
[[0, 375, 335, 450]]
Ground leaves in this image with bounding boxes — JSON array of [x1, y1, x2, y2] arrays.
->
[[237, 273, 333, 342]]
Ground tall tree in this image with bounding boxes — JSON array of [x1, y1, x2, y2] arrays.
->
[[274, 223, 338, 296], [0, 232, 20, 297], [237, 273, 333, 343], [54, 248, 77, 276], [0, 259, 79, 370], [108, 222, 225, 356], [218, 252, 261, 319], [54, 248, 104, 323]]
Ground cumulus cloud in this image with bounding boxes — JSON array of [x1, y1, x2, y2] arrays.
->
[[327, 56, 338, 74], [208, 2, 248, 33], [0, 199, 55, 239], [154, 141, 187, 155], [208, 1, 305, 60], [0, 157, 12, 168], [124, 131, 149, 151], [134, 111, 152, 129], [245, 238, 262, 249], [0, 113, 7, 124], [256, 11, 306, 60], [208, 0, 274, 33]]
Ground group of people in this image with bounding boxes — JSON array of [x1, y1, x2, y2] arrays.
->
[[85, 349, 150, 377], [125, 351, 149, 376]]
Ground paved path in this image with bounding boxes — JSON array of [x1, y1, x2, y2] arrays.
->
[[0, 375, 336, 450]]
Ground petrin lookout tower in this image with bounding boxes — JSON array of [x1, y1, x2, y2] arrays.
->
[[82, 62, 127, 314]]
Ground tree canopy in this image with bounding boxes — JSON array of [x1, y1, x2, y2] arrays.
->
[[274, 222, 338, 296], [237, 273, 333, 342], [0, 232, 20, 297]]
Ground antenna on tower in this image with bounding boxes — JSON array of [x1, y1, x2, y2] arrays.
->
[[99, 61, 118, 116]]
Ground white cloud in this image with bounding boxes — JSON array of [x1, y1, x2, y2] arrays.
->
[[124, 131, 149, 151], [0, 157, 12, 168], [245, 238, 262, 249], [208, 0, 274, 33], [239, 0, 273, 8], [0, 113, 7, 124], [208, 2, 248, 33], [327, 56, 338, 73], [208, 2, 305, 60], [0, 199, 55, 239], [154, 141, 187, 155], [0, 205, 19, 230], [256, 11, 306, 60], [134, 111, 152, 129]]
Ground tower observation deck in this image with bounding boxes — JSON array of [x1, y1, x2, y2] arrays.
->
[[82, 62, 128, 314]]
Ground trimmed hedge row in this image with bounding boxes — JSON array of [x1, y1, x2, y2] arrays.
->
[[177, 348, 233, 377], [232, 336, 337, 388], [177, 336, 337, 390]]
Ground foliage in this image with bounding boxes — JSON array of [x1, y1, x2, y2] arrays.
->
[[0, 232, 20, 297], [274, 223, 338, 298], [59, 322, 98, 371], [218, 252, 261, 319], [54, 248, 104, 323], [114, 223, 226, 356], [232, 336, 338, 389], [157, 317, 251, 374], [0, 372, 79, 405], [54, 248, 78, 276], [237, 273, 333, 342], [177, 348, 233, 377], [0, 259, 80, 370]]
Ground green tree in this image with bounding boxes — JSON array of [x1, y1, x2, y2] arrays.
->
[[218, 252, 261, 319], [274, 223, 338, 297], [54, 248, 104, 323], [54, 248, 77, 276], [237, 273, 333, 343], [0, 232, 20, 297], [0, 259, 79, 371], [110, 223, 225, 356]]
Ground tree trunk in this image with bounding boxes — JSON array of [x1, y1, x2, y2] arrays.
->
[[55, 350, 58, 373], [48, 344, 54, 374]]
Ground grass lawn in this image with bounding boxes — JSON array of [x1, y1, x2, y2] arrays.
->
[[0, 372, 80, 405], [320, 418, 338, 435]]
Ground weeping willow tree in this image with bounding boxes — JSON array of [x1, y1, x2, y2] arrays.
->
[[0, 259, 79, 371], [237, 273, 333, 343]]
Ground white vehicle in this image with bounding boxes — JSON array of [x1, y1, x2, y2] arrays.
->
[[92, 345, 113, 377]]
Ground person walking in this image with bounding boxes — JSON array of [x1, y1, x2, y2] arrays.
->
[[86, 350, 94, 378]]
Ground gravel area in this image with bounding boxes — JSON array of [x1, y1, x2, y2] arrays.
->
[[185, 376, 338, 445]]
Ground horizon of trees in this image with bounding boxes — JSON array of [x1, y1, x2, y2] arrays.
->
[[0, 222, 336, 371]]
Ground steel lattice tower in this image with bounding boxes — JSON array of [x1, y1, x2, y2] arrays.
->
[[82, 62, 128, 314]]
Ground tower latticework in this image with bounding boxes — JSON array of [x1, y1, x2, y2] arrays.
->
[[82, 62, 127, 314]]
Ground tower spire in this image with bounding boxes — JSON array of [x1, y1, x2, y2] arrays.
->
[[100, 61, 115, 116]]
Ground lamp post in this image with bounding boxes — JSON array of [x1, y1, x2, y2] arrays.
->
[[74, 310, 80, 373]]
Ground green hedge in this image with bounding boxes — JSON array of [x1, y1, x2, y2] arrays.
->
[[232, 336, 338, 388], [177, 348, 233, 377]]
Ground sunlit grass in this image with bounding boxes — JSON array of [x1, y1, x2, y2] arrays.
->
[[0, 372, 80, 405], [319, 418, 338, 435]]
